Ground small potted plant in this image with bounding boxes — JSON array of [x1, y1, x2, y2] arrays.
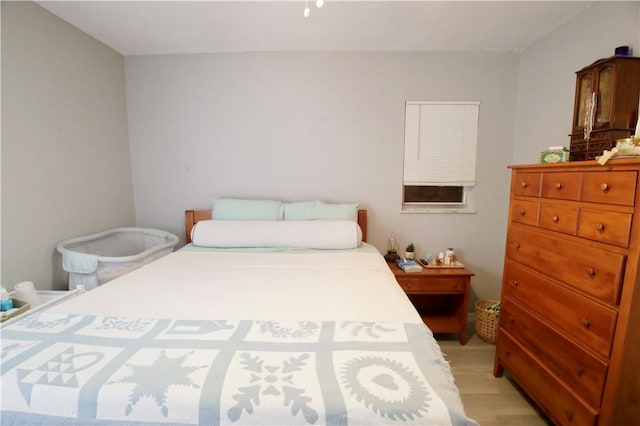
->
[[404, 243, 415, 260]]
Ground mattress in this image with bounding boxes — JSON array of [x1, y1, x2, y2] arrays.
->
[[1, 244, 478, 425]]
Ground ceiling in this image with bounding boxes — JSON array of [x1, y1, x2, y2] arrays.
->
[[36, 1, 595, 56]]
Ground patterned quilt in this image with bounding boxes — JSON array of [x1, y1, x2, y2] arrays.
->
[[1, 312, 476, 425]]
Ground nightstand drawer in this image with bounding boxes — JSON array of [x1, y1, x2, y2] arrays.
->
[[396, 276, 464, 293]]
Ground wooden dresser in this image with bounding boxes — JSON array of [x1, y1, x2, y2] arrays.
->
[[494, 160, 640, 425]]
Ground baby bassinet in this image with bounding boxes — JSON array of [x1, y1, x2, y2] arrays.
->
[[57, 227, 179, 290]]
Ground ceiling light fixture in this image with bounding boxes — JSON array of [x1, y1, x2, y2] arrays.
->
[[303, 0, 325, 17], [304, 0, 310, 17]]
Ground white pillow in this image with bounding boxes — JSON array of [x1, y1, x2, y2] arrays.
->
[[191, 220, 362, 249]]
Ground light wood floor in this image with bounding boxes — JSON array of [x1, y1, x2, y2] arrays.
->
[[437, 328, 553, 426]]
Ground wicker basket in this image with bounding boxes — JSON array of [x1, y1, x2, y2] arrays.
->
[[475, 299, 500, 344]]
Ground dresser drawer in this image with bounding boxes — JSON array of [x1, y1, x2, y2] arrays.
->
[[395, 276, 464, 294], [541, 172, 581, 201], [510, 200, 539, 226], [497, 331, 598, 426], [569, 137, 587, 152], [589, 141, 613, 152], [503, 260, 617, 358], [578, 208, 633, 248], [570, 152, 587, 161], [512, 172, 541, 197], [539, 202, 578, 235], [500, 299, 608, 407], [506, 226, 625, 304], [586, 151, 601, 161], [581, 171, 637, 206]]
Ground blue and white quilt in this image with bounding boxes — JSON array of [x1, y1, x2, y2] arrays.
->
[[1, 312, 476, 425]]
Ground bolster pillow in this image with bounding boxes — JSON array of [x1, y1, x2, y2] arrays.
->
[[191, 220, 362, 249]]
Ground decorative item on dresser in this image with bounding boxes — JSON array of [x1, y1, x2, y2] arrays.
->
[[569, 55, 640, 161], [493, 159, 640, 425]]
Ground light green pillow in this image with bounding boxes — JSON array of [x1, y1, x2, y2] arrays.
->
[[283, 200, 358, 222], [212, 198, 283, 220], [282, 201, 316, 220]]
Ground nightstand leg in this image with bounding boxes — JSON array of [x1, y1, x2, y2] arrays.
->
[[459, 328, 467, 345], [458, 277, 471, 345]]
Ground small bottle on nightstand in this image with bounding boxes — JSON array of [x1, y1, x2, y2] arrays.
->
[[445, 248, 456, 264], [1, 287, 14, 311]]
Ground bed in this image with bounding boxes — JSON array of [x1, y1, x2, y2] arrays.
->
[[1, 202, 477, 425]]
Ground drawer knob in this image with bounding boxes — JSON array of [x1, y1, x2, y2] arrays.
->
[[601, 183, 610, 192], [514, 242, 520, 249], [519, 209, 526, 217], [586, 267, 596, 277], [509, 316, 515, 324], [555, 182, 563, 190], [552, 215, 559, 223], [513, 280, 519, 287], [596, 223, 605, 232], [521, 182, 528, 188], [576, 366, 585, 377], [582, 318, 591, 329]]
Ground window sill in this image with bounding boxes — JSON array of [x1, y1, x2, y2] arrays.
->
[[401, 208, 477, 214]]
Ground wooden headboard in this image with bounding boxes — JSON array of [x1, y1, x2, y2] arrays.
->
[[185, 209, 368, 244]]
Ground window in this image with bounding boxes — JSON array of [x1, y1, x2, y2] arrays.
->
[[402, 101, 480, 213]]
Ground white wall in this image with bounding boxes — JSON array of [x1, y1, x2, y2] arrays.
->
[[513, 1, 640, 163], [4, 1, 636, 300], [126, 51, 518, 300], [1, 2, 135, 290]]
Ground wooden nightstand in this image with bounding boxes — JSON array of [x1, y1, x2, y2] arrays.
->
[[389, 263, 474, 344], [0, 289, 84, 326]]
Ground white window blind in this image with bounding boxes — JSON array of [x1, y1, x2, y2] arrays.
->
[[403, 101, 480, 186]]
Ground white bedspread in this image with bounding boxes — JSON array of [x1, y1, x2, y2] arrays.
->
[[49, 246, 422, 323], [2, 245, 478, 425]]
